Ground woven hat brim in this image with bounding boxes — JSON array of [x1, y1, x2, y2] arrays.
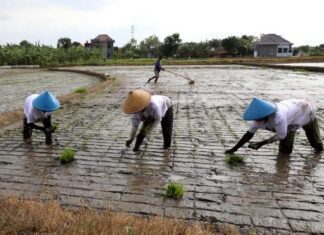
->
[[121, 90, 151, 114]]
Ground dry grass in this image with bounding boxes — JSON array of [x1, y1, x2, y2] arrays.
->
[[0, 196, 216, 234]]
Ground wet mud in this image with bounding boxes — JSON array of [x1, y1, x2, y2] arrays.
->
[[1, 65, 324, 233], [0, 68, 99, 113]]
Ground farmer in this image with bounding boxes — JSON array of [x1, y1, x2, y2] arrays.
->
[[23, 91, 60, 145], [121, 89, 173, 152], [225, 98, 323, 155], [147, 55, 164, 83]]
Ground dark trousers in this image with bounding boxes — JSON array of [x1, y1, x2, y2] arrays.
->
[[279, 117, 323, 154], [23, 115, 52, 144], [161, 106, 173, 149]]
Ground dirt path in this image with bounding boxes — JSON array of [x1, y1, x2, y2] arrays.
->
[[1, 65, 324, 233]]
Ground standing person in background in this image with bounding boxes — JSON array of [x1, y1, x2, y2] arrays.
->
[[23, 91, 60, 145], [225, 98, 323, 155], [147, 55, 164, 83], [121, 89, 173, 153]]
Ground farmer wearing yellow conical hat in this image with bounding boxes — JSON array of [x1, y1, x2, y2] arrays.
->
[[121, 89, 173, 152], [225, 98, 323, 155], [23, 91, 60, 145]]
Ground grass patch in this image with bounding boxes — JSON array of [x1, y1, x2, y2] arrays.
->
[[59, 148, 75, 164], [225, 154, 245, 166], [0, 196, 216, 234], [74, 87, 87, 93], [165, 182, 185, 199]]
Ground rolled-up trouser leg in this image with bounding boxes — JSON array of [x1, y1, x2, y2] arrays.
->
[[279, 131, 296, 154], [23, 116, 33, 139], [303, 117, 323, 152], [161, 106, 173, 149], [154, 71, 160, 83], [42, 115, 52, 145]]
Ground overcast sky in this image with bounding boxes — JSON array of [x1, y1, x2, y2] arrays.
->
[[1, 0, 323, 47]]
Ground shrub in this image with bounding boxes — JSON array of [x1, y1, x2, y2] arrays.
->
[[165, 182, 185, 199], [225, 154, 245, 166], [59, 148, 75, 164], [74, 87, 86, 93]]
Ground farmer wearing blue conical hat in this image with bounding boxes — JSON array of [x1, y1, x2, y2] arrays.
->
[[23, 91, 60, 145], [225, 98, 323, 155]]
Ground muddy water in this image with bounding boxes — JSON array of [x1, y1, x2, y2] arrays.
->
[[0, 68, 99, 113], [1, 65, 324, 233]]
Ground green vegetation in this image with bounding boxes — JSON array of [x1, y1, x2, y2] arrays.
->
[[1, 35, 324, 66], [74, 87, 87, 93], [59, 148, 75, 164], [0, 39, 101, 66], [225, 154, 245, 166], [165, 182, 185, 199], [52, 123, 58, 132]]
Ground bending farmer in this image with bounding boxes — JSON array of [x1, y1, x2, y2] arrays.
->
[[23, 91, 60, 145], [121, 89, 173, 152], [225, 98, 323, 155], [147, 55, 164, 83]]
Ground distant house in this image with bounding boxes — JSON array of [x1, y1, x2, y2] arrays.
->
[[254, 34, 293, 57], [85, 34, 115, 59]]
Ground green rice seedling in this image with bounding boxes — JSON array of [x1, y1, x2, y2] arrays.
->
[[74, 87, 87, 93], [52, 123, 58, 132], [225, 154, 245, 166], [165, 182, 185, 199], [59, 148, 75, 164]]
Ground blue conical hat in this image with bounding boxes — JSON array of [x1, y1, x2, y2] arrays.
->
[[243, 98, 277, 120], [32, 91, 60, 112]]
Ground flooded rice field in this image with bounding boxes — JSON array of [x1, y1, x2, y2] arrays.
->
[[1, 65, 324, 233], [0, 68, 99, 113]]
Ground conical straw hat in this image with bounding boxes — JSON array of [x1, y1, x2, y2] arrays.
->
[[243, 97, 277, 120], [121, 89, 151, 114]]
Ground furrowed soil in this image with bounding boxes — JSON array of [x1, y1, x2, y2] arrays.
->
[[1, 65, 324, 234]]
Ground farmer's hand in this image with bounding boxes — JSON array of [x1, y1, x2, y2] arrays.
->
[[125, 139, 133, 147], [248, 142, 262, 150], [225, 148, 236, 154]]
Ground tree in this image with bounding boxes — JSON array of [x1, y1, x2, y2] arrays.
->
[[161, 33, 182, 57], [239, 35, 256, 56], [57, 37, 72, 49], [19, 40, 33, 48], [72, 41, 82, 47], [298, 45, 310, 54], [208, 39, 221, 49], [221, 36, 241, 56], [139, 35, 161, 57], [121, 38, 141, 58]]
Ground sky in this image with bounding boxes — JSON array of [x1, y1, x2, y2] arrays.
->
[[0, 0, 323, 47]]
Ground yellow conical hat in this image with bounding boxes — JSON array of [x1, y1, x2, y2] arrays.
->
[[121, 89, 151, 114]]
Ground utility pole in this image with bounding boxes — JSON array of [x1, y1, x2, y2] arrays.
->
[[131, 25, 134, 40]]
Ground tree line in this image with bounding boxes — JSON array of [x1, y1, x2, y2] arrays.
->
[[115, 34, 256, 59], [0, 38, 101, 66], [1, 34, 324, 66]]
